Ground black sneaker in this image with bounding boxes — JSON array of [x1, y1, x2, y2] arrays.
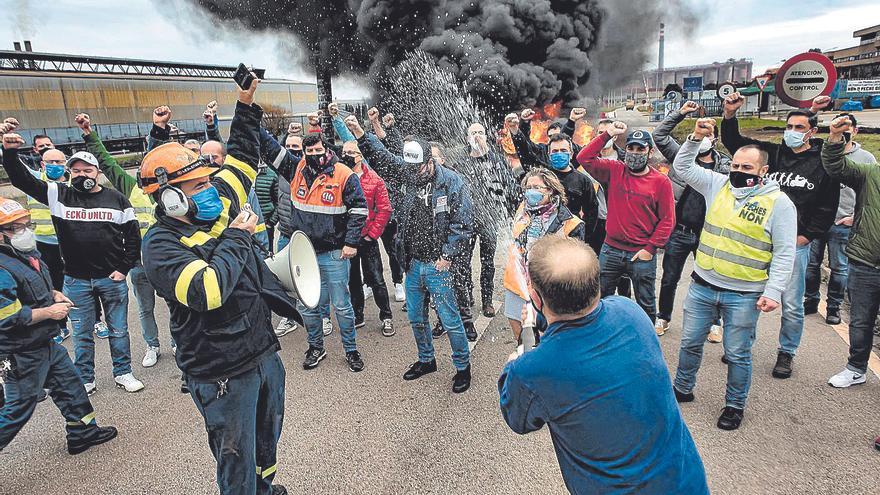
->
[[772, 352, 794, 379], [803, 301, 818, 315], [432, 321, 446, 339], [826, 308, 841, 325], [303, 346, 327, 370], [717, 406, 744, 430], [452, 366, 471, 394], [403, 360, 437, 381], [67, 426, 118, 455], [37, 388, 49, 403], [381, 319, 395, 337], [272, 486, 288, 495], [482, 303, 496, 318], [464, 322, 478, 342], [721, 354, 729, 365], [180, 374, 189, 394], [346, 350, 365, 372], [354, 317, 366, 329], [673, 387, 694, 403]]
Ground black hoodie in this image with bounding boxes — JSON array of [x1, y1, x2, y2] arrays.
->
[[721, 117, 839, 240]]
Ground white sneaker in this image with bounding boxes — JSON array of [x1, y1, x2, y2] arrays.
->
[[275, 317, 298, 337], [394, 283, 406, 302], [114, 373, 145, 393], [142, 346, 160, 368], [364, 284, 373, 300], [322, 318, 333, 336], [707, 325, 723, 343], [654, 318, 669, 337], [828, 368, 867, 388], [84, 381, 97, 396], [94, 321, 110, 339]]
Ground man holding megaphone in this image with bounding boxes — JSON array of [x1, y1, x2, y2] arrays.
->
[[139, 75, 299, 495]]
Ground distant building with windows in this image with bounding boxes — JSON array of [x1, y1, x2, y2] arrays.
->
[[827, 24, 880, 79]]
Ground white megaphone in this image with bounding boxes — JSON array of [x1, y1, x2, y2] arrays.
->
[[264, 231, 321, 309]]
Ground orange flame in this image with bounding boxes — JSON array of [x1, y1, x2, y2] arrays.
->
[[528, 101, 564, 144], [572, 121, 594, 147]]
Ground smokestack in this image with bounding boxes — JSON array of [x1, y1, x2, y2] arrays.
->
[[23, 40, 32, 52], [312, 54, 334, 137], [658, 23, 665, 72], [13, 42, 21, 51]]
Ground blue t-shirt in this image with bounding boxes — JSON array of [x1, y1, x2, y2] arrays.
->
[[498, 296, 708, 494]]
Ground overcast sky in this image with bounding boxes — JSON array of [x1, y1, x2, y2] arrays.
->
[[2, 0, 878, 98]]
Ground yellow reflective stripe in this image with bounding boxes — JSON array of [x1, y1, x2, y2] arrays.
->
[[178, 199, 232, 247], [261, 464, 277, 478], [175, 260, 209, 306], [224, 155, 258, 183], [180, 231, 214, 248], [215, 169, 248, 208], [203, 267, 221, 310], [81, 411, 96, 425], [255, 222, 266, 233], [256, 466, 262, 475], [0, 299, 22, 320]]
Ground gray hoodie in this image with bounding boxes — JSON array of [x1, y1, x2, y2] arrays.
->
[[673, 137, 798, 302], [837, 142, 877, 221]]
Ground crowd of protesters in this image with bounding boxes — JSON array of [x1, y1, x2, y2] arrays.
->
[[1, 71, 879, 494]]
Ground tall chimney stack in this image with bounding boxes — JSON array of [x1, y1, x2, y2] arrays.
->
[[658, 23, 665, 72], [311, 53, 334, 138]]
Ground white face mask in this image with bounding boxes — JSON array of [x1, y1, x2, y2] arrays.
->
[[10, 227, 36, 252], [698, 137, 714, 154], [603, 139, 614, 150]]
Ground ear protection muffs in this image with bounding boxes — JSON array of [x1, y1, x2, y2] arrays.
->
[[154, 167, 191, 218]]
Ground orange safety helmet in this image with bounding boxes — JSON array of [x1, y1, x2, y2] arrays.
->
[[0, 197, 30, 226], [138, 142, 218, 195]]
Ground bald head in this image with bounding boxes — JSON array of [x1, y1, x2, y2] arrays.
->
[[528, 236, 600, 317], [41, 149, 66, 164], [200, 140, 225, 166]]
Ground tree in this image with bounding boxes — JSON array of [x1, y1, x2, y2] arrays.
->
[[260, 103, 290, 138]]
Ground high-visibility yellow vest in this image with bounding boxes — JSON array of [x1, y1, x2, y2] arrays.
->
[[696, 184, 782, 282], [28, 171, 55, 237], [129, 186, 156, 238]]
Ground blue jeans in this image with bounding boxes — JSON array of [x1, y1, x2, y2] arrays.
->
[[1, 342, 100, 449], [276, 233, 290, 252], [299, 250, 357, 353], [844, 261, 880, 374], [674, 282, 762, 409], [64, 275, 133, 381], [128, 263, 173, 349], [778, 244, 810, 355], [187, 352, 285, 495], [599, 243, 658, 322], [805, 224, 851, 312], [405, 259, 470, 370]]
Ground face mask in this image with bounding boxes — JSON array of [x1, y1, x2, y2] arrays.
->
[[728, 170, 762, 189], [305, 154, 323, 170], [698, 137, 714, 155], [288, 150, 302, 163], [341, 155, 357, 168], [45, 164, 66, 180], [603, 139, 614, 150], [191, 186, 223, 222], [71, 175, 97, 193], [9, 227, 37, 252], [524, 189, 544, 207], [37, 147, 52, 156], [549, 152, 571, 170], [783, 129, 807, 149], [624, 152, 648, 173], [467, 135, 480, 150]]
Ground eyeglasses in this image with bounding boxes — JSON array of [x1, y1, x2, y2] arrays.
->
[[0, 221, 35, 234]]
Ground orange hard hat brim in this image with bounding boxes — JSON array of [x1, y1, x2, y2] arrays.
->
[[141, 165, 219, 194], [0, 209, 30, 226]]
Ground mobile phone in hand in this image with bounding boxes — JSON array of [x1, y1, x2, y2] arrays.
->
[[233, 63, 255, 90]]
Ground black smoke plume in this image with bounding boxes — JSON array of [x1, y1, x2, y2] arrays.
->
[[177, 0, 695, 112]]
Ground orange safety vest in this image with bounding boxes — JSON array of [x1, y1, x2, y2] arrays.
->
[[289, 160, 356, 215], [503, 204, 583, 299]]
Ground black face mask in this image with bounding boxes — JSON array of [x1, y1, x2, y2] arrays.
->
[[305, 154, 323, 170], [843, 132, 852, 144], [288, 150, 302, 162], [341, 155, 357, 169], [71, 175, 97, 193], [37, 147, 52, 156], [729, 170, 762, 189]]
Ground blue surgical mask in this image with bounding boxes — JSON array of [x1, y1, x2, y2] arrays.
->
[[524, 189, 544, 207], [783, 129, 806, 149], [548, 152, 570, 170], [191, 186, 223, 222], [45, 164, 66, 180]]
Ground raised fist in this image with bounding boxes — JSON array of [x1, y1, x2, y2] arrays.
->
[[722, 92, 745, 118], [288, 122, 302, 136], [75, 113, 92, 134], [505, 113, 520, 134], [828, 115, 852, 140], [569, 107, 587, 121], [367, 107, 380, 122], [607, 121, 627, 137], [306, 112, 320, 126], [203, 110, 214, 125], [679, 101, 699, 115], [0, 123, 14, 135], [328, 102, 339, 117], [344, 115, 365, 138], [153, 106, 172, 127], [238, 76, 259, 106], [693, 118, 715, 139], [3, 117, 19, 131], [206, 100, 218, 113], [2, 133, 25, 150], [520, 108, 535, 121], [810, 95, 832, 113], [382, 113, 395, 128]]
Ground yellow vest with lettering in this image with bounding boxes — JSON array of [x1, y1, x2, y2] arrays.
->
[[696, 184, 782, 282]]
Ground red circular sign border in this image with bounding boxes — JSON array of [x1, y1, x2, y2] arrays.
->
[[775, 52, 838, 108]]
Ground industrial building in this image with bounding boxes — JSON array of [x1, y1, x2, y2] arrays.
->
[[0, 46, 318, 153], [826, 24, 880, 80]]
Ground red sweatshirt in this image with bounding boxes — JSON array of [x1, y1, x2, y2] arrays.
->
[[576, 132, 675, 255], [357, 163, 392, 240]]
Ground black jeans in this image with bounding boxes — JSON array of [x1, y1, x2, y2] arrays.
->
[[380, 219, 404, 285], [658, 227, 699, 322], [349, 240, 393, 321], [845, 261, 880, 374], [36, 241, 64, 291], [459, 224, 497, 308]]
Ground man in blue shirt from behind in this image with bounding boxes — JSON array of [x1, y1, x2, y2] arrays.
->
[[498, 235, 708, 494]]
